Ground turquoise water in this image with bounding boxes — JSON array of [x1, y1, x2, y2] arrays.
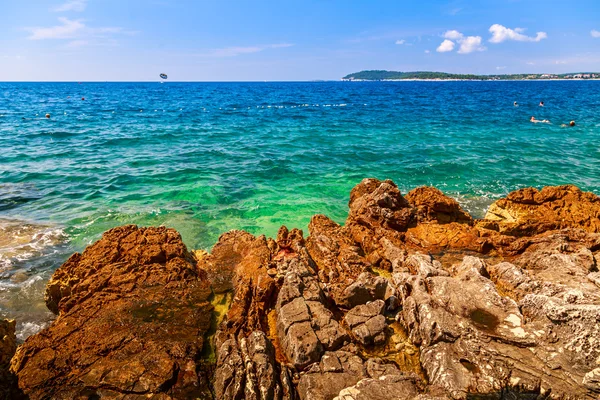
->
[[1, 81, 599, 337]]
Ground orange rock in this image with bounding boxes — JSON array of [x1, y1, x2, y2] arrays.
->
[[405, 186, 472, 225], [485, 185, 600, 235], [11, 225, 214, 399]]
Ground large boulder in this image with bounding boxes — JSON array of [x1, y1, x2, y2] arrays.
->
[[11, 226, 214, 399]]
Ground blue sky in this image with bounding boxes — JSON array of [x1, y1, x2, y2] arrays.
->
[[1, 0, 599, 81]]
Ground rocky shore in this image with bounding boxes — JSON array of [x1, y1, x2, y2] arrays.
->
[[3, 179, 600, 399]]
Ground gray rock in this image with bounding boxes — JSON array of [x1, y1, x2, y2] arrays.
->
[[396, 255, 600, 399], [364, 358, 401, 379], [337, 272, 389, 308], [345, 300, 387, 346], [276, 257, 348, 370], [214, 331, 281, 400], [297, 351, 367, 400]]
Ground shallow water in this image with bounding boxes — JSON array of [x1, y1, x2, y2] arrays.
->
[[1, 81, 599, 338]]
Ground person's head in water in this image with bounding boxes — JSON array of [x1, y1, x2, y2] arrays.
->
[[45, 113, 50, 119], [514, 101, 518, 106], [530, 116, 535, 122], [539, 101, 544, 106], [570, 120, 575, 126]]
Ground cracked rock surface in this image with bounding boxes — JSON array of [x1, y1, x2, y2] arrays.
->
[[7, 179, 600, 399]]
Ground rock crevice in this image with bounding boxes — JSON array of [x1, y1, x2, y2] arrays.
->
[[7, 179, 600, 399]]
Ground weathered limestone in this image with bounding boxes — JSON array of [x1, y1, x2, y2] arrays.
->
[[8, 179, 600, 399]]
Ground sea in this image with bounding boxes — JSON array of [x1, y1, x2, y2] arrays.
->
[[1, 81, 599, 340]]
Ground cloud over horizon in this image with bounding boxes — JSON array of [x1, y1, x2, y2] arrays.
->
[[592, 29, 600, 38], [437, 30, 485, 54], [489, 24, 547, 43], [436, 39, 455, 52]]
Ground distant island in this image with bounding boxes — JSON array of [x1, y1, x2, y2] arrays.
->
[[342, 70, 600, 81]]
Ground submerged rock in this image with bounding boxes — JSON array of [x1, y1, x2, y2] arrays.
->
[[8, 180, 600, 399]]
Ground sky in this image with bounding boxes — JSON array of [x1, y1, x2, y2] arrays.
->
[[1, 0, 600, 81]]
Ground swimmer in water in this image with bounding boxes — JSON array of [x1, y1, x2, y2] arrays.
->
[[45, 113, 50, 118], [561, 121, 576, 127], [539, 101, 544, 107], [530, 116, 550, 123], [514, 101, 518, 106]]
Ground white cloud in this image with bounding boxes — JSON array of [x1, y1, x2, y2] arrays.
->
[[52, 0, 87, 12], [395, 39, 405, 45], [591, 30, 600, 38], [437, 39, 455, 52], [526, 61, 535, 65], [489, 24, 547, 43], [437, 30, 485, 54], [443, 30, 463, 40], [424, 50, 430, 54], [26, 17, 136, 47], [27, 17, 85, 40], [496, 66, 506, 70], [458, 35, 485, 54], [204, 43, 293, 58]]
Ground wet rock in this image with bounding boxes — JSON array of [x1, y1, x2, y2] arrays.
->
[[345, 300, 387, 346], [0, 319, 24, 399], [485, 185, 600, 235], [11, 226, 214, 399]]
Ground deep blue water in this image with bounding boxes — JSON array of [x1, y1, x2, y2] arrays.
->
[[1, 81, 599, 337]]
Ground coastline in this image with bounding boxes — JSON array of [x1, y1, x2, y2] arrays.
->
[[341, 78, 600, 82], [4, 179, 600, 399]]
